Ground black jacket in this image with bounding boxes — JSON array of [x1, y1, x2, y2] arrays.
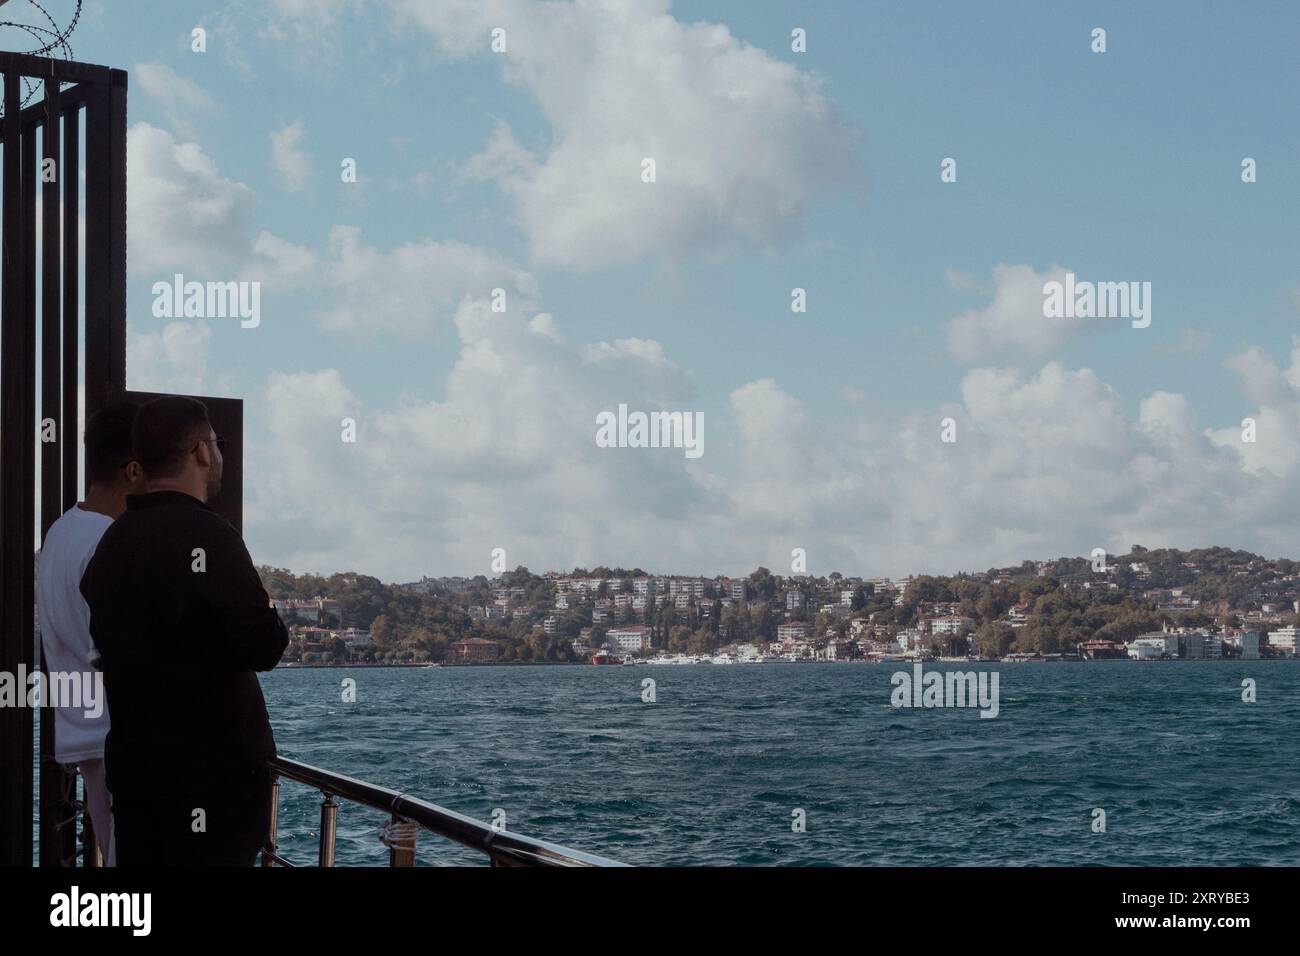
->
[[81, 490, 288, 798]]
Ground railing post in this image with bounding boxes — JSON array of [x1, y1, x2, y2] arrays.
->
[[389, 814, 416, 867], [318, 793, 337, 867], [262, 775, 280, 867], [82, 796, 102, 868]]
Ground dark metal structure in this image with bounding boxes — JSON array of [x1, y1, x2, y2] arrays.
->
[[1, 52, 618, 870], [0, 52, 242, 866], [266, 756, 625, 867]]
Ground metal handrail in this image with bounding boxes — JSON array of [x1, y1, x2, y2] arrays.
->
[[265, 755, 626, 867]]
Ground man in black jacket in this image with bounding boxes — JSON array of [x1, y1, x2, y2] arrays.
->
[[81, 396, 288, 866]]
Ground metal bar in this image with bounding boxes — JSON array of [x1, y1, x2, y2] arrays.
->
[[15, 82, 87, 133], [60, 104, 76, 509], [104, 71, 126, 393], [262, 777, 280, 867], [269, 756, 624, 867], [82, 80, 106, 414], [0, 65, 33, 867], [38, 75, 77, 869], [83, 799, 101, 868], [20, 93, 40, 869], [389, 813, 416, 867], [39, 79, 60, 539], [318, 794, 338, 868], [0, 53, 114, 86]]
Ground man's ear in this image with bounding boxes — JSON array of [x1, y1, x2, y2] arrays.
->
[[123, 461, 144, 485]]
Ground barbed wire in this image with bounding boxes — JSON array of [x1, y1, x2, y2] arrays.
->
[[0, 0, 83, 115]]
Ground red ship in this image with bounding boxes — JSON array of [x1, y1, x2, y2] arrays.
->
[[591, 650, 623, 665]]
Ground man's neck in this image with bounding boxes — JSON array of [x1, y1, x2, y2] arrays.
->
[[80, 485, 125, 520]]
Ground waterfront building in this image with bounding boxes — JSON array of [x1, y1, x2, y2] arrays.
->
[[776, 622, 808, 643], [1081, 639, 1125, 660], [931, 615, 975, 635], [607, 626, 650, 656], [452, 637, 501, 663], [1126, 637, 1169, 660], [1134, 629, 1179, 655], [1268, 625, 1299, 657]]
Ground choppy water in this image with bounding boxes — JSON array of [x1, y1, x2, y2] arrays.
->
[[260, 661, 1300, 866]]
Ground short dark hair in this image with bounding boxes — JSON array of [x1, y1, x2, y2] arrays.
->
[[85, 401, 139, 486], [132, 396, 211, 479]]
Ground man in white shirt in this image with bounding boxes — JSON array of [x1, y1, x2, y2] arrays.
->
[[36, 402, 145, 865]]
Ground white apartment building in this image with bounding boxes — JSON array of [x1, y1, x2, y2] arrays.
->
[[776, 623, 808, 643], [607, 626, 649, 655], [1268, 625, 1299, 657], [1128, 639, 1170, 660], [930, 615, 975, 635]]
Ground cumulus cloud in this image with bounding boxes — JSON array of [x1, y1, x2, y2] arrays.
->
[[128, 123, 314, 281], [387, 0, 859, 269], [134, 62, 219, 139], [244, 325, 1300, 580], [946, 263, 1088, 363], [127, 320, 213, 394], [245, 295, 708, 576], [270, 118, 311, 192], [1206, 337, 1300, 479], [128, 123, 257, 276], [314, 225, 539, 335]]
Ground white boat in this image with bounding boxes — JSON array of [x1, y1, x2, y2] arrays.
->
[[711, 654, 736, 665]]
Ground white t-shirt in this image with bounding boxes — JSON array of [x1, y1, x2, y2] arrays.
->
[[36, 505, 113, 763]]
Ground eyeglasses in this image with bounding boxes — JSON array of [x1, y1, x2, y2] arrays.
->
[[193, 436, 226, 453]]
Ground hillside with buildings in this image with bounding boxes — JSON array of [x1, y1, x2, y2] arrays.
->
[[256, 547, 1300, 664]]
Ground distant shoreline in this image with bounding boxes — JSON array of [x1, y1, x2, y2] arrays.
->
[[274, 657, 1287, 669]]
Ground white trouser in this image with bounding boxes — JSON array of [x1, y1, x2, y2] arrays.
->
[[77, 758, 116, 867]]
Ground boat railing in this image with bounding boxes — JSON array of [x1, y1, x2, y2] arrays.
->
[[264, 755, 626, 868]]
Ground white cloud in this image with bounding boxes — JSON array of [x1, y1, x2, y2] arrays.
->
[[243, 324, 1300, 580], [270, 118, 311, 192], [245, 295, 707, 576], [314, 225, 539, 335], [946, 263, 1086, 363], [128, 123, 314, 281], [128, 123, 257, 276], [1206, 337, 1300, 479], [387, 0, 859, 269], [134, 62, 219, 139], [127, 320, 213, 394]]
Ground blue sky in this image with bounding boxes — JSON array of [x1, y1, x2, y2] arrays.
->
[[30, 0, 1300, 580]]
